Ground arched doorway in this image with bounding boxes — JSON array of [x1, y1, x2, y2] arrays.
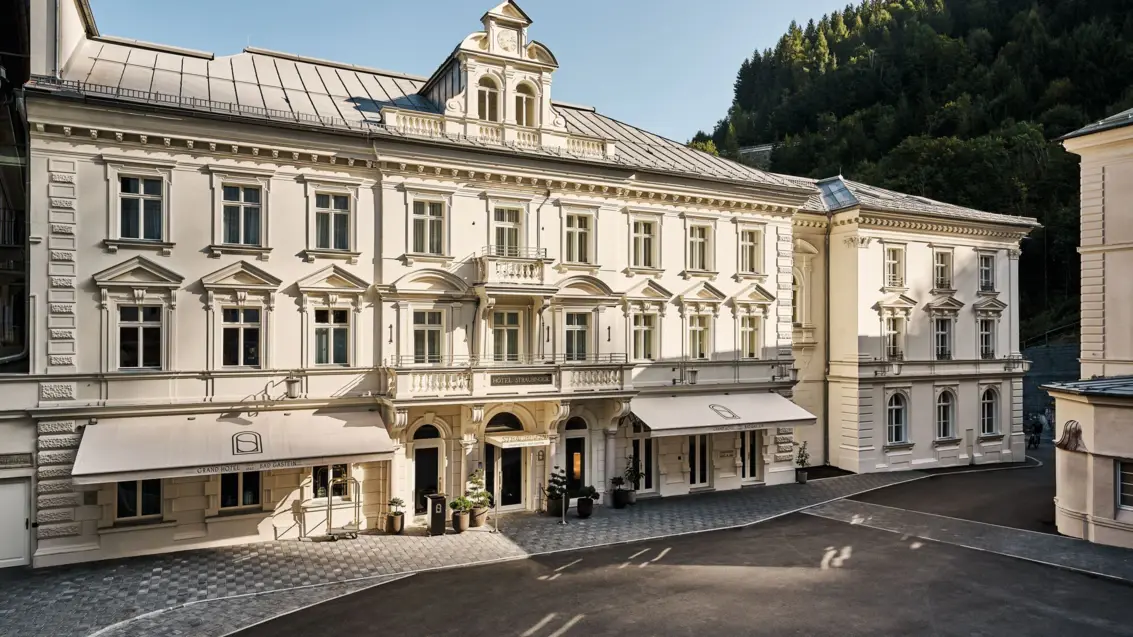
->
[[484, 413, 525, 510], [563, 417, 589, 500], [412, 424, 443, 516]]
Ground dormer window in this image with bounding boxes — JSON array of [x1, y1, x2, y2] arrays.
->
[[515, 83, 537, 127], [478, 76, 500, 122]]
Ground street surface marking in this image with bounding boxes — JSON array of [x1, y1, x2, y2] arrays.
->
[[547, 614, 585, 637], [820, 545, 852, 569], [628, 549, 650, 559], [555, 559, 582, 572], [639, 546, 671, 567], [521, 613, 558, 636]]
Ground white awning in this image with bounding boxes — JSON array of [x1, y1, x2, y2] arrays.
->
[[484, 432, 551, 449], [71, 409, 394, 485], [629, 392, 816, 438]]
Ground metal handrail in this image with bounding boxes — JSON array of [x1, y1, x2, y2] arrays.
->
[[386, 352, 628, 367], [480, 245, 548, 259]]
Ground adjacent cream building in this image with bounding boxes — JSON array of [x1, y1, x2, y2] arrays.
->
[[1045, 107, 1133, 549], [0, 0, 1034, 568]]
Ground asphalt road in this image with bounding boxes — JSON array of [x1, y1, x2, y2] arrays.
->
[[851, 444, 1057, 533], [234, 511, 1133, 637]]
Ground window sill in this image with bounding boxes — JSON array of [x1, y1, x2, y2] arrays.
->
[[883, 442, 915, 452], [100, 519, 176, 535], [623, 266, 664, 278], [733, 272, 768, 283], [977, 289, 999, 297], [978, 433, 1005, 443], [104, 238, 175, 256], [931, 288, 957, 296], [303, 248, 361, 264], [881, 285, 908, 294], [400, 253, 454, 267], [209, 244, 272, 261], [681, 269, 718, 280], [932, 437, 962, 449], [207, 510, 267, 524], [555, 262, 600, 275]]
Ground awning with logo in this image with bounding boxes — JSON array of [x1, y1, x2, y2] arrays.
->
[[484, 432, 552, 449], [71, 409, 394, 485], [628, 392, 816, 438]]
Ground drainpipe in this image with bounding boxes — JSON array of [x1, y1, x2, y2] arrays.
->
[[822, 209, 832, 465]]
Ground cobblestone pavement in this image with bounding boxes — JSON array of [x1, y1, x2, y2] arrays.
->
[[805, 499, 1133, 583], [0, 472, 918, 637]]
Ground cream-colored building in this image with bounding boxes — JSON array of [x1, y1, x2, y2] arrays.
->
[[0, 0, 1035, 569], [1045, 107, 1133, 549]]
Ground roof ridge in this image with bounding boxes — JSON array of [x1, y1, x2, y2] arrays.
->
[[93, 35, 214, 60], [241, 46, 428, 83]]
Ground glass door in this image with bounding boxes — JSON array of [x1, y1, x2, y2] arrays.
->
[[688, 434, 711, 487], [565, 437, 586, 499], [739, 430, 760, 483]]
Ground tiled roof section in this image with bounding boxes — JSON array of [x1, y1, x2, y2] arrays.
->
[[1043, 376, 1133, 398], [802, 176, 1039, 228], [1062, 106, 1133, 141], [56, 39, 802, 190]]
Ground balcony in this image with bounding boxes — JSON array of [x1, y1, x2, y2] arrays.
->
[[474, 246, 552, 289]]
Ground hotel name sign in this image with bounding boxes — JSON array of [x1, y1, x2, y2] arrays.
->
[[490, 373, 553, 387]]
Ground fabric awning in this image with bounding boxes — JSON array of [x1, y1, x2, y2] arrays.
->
[[629, 391, 816, 438], [71, 409, 394, 485], [484, 432, 551, 449]]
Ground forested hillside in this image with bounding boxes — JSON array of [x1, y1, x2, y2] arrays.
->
[[695, 0, 1133, 340]]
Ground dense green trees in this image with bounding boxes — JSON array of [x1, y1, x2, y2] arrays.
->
[[697, 0, 1133, 340]]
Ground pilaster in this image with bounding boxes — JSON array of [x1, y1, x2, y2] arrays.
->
[[46, 158, 79, 372]]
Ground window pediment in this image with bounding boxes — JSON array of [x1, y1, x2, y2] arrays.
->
[[974, 296, 1008, 316], [382, 269, 471, 299], [201, 261, 281, 292], [678, 281, 726, 315], [553, 275, 617, 304], [875, 292, 917, 317], [93, 256, 184, 290], [297, 265, 371, 297], [925, 295, 965, 315], [732, 283, 776, 309], [622, 279, 674, 301]]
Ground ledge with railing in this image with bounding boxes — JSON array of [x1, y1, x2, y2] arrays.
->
[[474, 246, 552, 287], [383, 352, 631, 399]]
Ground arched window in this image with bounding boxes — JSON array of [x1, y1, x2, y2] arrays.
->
[[413, 424, 440, 440], [887, 393, 907, 444], [936, 391, 954, 440], [486, 411, 523, 432], [515, 83, 537, 127], [981, 388, 998, 435], [565, 417, 587, 431], [477, 76, 500, 122]]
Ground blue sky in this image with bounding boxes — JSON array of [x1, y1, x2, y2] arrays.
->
[[87, 0, 848, 142]]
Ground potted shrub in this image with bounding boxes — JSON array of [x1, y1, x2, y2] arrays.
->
[[449, 496, 473, 533], [623, 461, 646, 505], [575, 485, 599, 519], [795, 441, 810, 484], [610, 476, 629, 509], [385, 497, 405, 535], [542, 466, 567, 517], [466, 469, 491, 528]]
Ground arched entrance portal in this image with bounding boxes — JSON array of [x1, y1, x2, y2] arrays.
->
[[484, 413, 525, 510], [563, 417, 589, 500], [412, 424, 443, 516]]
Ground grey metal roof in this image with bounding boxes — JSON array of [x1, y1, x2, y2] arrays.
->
[[1062, 106, 1133, 141], [49, 38, 800, 190], [801, 175, 1039, 228], [1043, 376, 1133, 398]]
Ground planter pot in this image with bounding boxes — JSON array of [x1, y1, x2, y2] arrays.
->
[[576, 498, 595, 519], [546, 497, 565, 518], [612, 489, 630, 509], [451, 510, 470, 533], [796, 470, 808, 485], [469, 506, 489, 528], [626, 490, 638, 505], [385, 512, 404, 535]]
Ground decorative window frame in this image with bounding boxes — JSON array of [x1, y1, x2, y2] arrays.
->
[[878, 294, 916, 361], [881, 240, 907, 292], [556, 199, 600, 274], [301, 175, 365, 264], [680, 212, 719, 280], [791, 238, 819, 327], [979, 385, 1002, 438], [296, 265, 371, 369], [207, 166, 275, 260], [621, 280, 673, 363], [976, 249, 999, 296], [488, 305, 528, 362], [624, 208, 665, 277], [931, 315, 955, 361], [101, 153, 177, 256], [731, 282, 774, 361], [399, 182, 459, 265], [204, 471, 269, 517], [201, 261, 282, 371], [930, 244, 957, 294], [677, 283, 725, 361], [400, 301, 464, 366], [99, 479, 172, 528], [976, 315, 999, 360], [925, 296, 963, 361], [93, 256, 183, 373], [883, 387, 913, 449], [732, 219, 767, 282], [486, 190, 535, 256], [513, 79, 540, 128], [933, 386, 960, 444]]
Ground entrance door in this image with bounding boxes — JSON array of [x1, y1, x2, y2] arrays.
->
[[688, 434, 711, 487], [739, 430, 761, 482], [564, 437, 586, 498], [414, 448, 439, 515], [0, 481, 29, 567], [631, 437, 656, 493], [485, 445, 525, 509]]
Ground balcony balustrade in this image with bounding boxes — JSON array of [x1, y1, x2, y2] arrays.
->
[[474, 246, 551, 287]]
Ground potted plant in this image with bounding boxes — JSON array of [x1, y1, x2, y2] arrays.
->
[[610, 476, 629, 509], [449, 496, 473, 533], [385, 497, 405, 535], [575, 485, 599, 519], [795, 441, 810, 484], [623, 461, 646, 505], [466, 469, 491, 528], [542, 466, 567, 517]]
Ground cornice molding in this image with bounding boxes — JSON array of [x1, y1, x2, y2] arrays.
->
[[858, 213, 1031, 241]]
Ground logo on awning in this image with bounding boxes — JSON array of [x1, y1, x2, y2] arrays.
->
[[232, 431, 263, 455], [709, 404, 740, 420]]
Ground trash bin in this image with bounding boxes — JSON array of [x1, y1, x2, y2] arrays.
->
[[424, 493, 447, 536]]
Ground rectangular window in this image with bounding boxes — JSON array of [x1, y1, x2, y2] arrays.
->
[[312, 464, 348, 499], [493, 208, 522, 256], [120, 176, 163, 241], [632, 313, 656, 361], [740, 315, 761, 359], [740, 430, 759, 481], [119, 305, 162, 370], [565, 312, 589, 362], [1119, 462, 1133, 510], [116, 479, 162, 519], [315, 193, 350, 251], [979, 254, 996, 292], [222, 185, 262, 246], [492, 311, 520, 362], [885, 246, 905, 288], [688, 225, 710, 271], [885, 316, 904, 360], [688, 434, 710, 486], [411, 200, 445, 256], [934, 251, 953, 290], [934, 318, 953, 360], [632, 220, 656, 269], [413, 310, 444, 364], [220, 471, 261, 509], [979, 319, 996, 360], [739, 229, 761, 274], [222, 308, 261, 367], [565, 214, 590, 264], [314, 309, 349, 365], [688, 314, 710, 360]]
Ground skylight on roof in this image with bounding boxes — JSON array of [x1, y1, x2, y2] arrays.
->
[[819, 180, 857, 209]]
